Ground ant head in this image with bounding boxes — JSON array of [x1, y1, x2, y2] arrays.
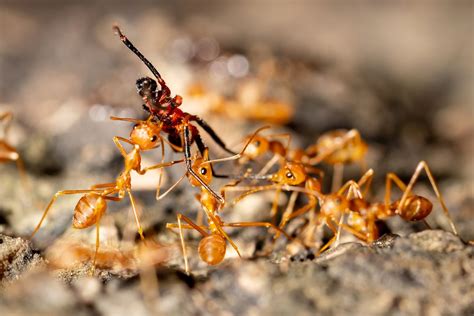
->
[[272, 162, 306, 185], [136, 77, 158, 98], [130, 120, 162, 150], [244, 135, 270, 159], [189, 153, 213, 187]]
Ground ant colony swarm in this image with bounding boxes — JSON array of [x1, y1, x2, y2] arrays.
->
[[24, 26, 461, 275]]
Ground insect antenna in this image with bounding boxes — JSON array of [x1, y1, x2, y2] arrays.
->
[[113, 25, 169, 93]]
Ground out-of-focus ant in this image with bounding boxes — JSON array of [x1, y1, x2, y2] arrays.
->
[[305, 129, 368, 192], [113, 25, 237, 205], [30, 118, 183, 268], [0, 112, 29, 191]]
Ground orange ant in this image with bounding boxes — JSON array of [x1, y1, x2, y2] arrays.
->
[[225, 160, 323, 228], [305, 129, 368, 192], [0, 111, 29, 191], [30, 117, 183, 267], [165, 129, 292, 273], [340, 161, 459, 243], [281, 161, 459, 251], [114, 25, 237, 205]]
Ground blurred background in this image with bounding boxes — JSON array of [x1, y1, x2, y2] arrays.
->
[[0, 1, 473, 315]]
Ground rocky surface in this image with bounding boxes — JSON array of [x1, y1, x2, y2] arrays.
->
[[0, 231, 472, 316]]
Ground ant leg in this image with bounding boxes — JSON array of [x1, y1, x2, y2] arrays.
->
[[337, 180, 363, 199], [399, 161, 458, 235], [357, 169, 374, 198], [202, 207, 241, 258], [113, 136, 135, 158], [166, 223, 208, 232], [279, 197, 317, 231], [338, 223, 370, 242], [0, 111, 13, 137], [166, 214, 209, 236], [155, 137, 166, 199], [257, 155, 280, 177], [30, 189, 106, 238], [331, 163, 344, 193], [228, 184, 277, 205], [172, 213, 209, 274], [90, 183, 116, 190], [202, 126, 271, 165], [223, 222, 293, 241], [182, 124, 224, 204], [191, 116, 237, 155], [270, 185, 282, 223], [308, 129, 363, 165], [317, 220, 339, 255], [127, 189, 145, 240], [139, 159, 186, 174], [156, 172, 187, 201], [384, 172, 409, 208], [91, 219, 101, 274], [278, 191, 298, 237], [110, 116, 143, 123]]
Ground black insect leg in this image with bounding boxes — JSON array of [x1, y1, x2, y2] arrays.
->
[[183, 124, 225, 204], [192, 116, 237, 155]]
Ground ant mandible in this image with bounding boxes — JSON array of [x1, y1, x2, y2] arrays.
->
[[113, 25, 236, 205]]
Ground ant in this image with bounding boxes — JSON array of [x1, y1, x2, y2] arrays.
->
[[165, 129, 292, 273], [282, 161, 459, 251], [113, 25, 237, 205], [0, 111, 29, 191], [225, 160, 323, 228], [30, 117, 183, 268], [305, 129, 368, 192], [340, 160, 459, 243]]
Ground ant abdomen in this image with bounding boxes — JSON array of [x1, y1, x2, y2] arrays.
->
[[394, 195, 433, 221], [198, 234, 226, 265], [72, 193, 107, 229]]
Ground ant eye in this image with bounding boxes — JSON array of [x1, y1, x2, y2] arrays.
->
[[286, 171, 294, 179], [200, 168, 207, 175], [150, 135, 158, 142]]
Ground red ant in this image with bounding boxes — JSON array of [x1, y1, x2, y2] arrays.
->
[[113, 25, 237, 205]]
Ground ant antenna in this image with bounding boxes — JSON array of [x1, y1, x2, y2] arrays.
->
[[113, 25, 167, 88]]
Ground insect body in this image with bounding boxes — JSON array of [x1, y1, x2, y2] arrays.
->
[[114, 26, 236, 205], [166, 135, 292, 273], [31, 118, 181, 267]]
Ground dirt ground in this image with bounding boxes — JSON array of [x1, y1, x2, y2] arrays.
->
[[0, 1, 473, 315]]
